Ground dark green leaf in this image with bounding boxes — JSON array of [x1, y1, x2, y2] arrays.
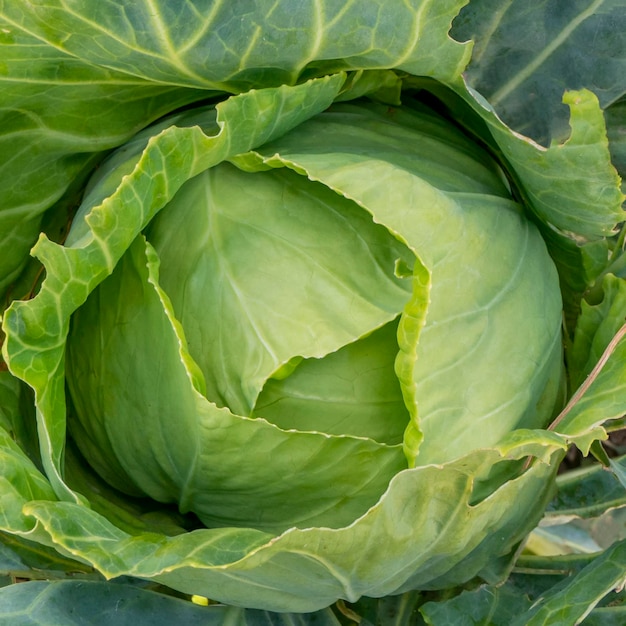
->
[[547, 455, 626, 519], [606, 97, 626, 181], [452, 0, 626, 145], [421, 583, 532, 625], [0, 18, 208, 296], [340, 592, 426, 626], [0, 581, 342, 625], [513, 539, 626, 625], [421, 546, 626, 625]]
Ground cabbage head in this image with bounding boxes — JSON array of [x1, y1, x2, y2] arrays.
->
[[65, 99, 563, 532], [1, 0, 624, 616]]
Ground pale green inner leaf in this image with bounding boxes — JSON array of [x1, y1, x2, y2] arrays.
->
[[67, 236, 407, 532], [145, 162, 414, 416], [254, 319, 409, 444]]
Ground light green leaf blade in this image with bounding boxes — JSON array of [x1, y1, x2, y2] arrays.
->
[[452, 0, 626, 145], [245, 101, 564, 463], [2, 0, 471, 89], [254, 320, 409, 444], [1, 75, 345, 504], [145, 162, 413, 416], [17, 436, 565, 612]]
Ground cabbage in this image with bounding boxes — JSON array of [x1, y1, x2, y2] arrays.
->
[[1, 0, 625, 619], [64, 99, 563, 533]]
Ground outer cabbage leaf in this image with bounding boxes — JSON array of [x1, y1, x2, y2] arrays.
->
[[2, 74, 345, 503], [0, 19, 209, 298], [485, 88, 624, 240], [451, 0, 626, 146], [513, 539, 626, 626], [0, 580, 343, 626], [0, 0, 472, 298], [2, 430, 566, 612], [545, 455, 626, 522], [1, 0, 471, 90], [420, 540, 626, 626], [415, 79, 625, 242]]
